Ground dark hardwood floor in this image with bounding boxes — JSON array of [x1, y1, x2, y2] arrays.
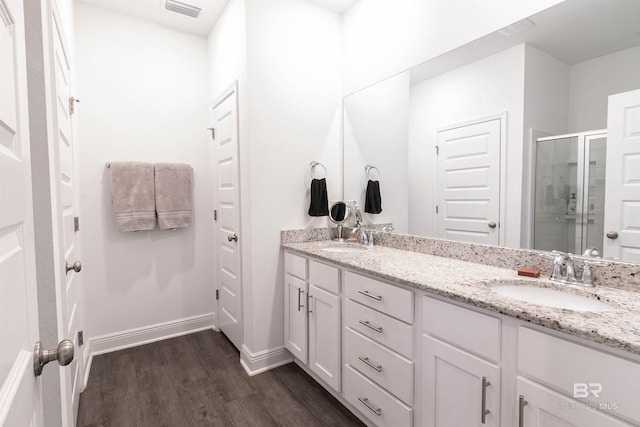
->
[[77, 330, 365, 427]]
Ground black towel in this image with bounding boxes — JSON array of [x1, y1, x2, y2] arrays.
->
[[364, 179, 382, 214], [308, 178, 329, 216]]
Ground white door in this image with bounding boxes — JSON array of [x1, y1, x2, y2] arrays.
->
[[50, 8, 82, 425], [423, 336, 500, 427], [284, 274, 307, 363], [211, 82, 242, 350], [603, 89, 640, 263], [436, 118, 502, 245], [308, 284, 341, 392], [0, 0, 44, 425], [517, 377, 632, 427]]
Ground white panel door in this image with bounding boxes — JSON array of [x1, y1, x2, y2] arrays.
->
[[517, 377, 633, 427], [436, 118, 502, 245], [212, 83, 242, 350], [308, 284, 341, 392], [604, 89, 640, 262], [50, 9, 82, 426], [284, 274, 307, 363], [422, 336, 500, 427], [0, 0, 44, 425]]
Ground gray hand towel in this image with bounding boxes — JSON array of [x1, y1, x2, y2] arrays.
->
[[155, 163, 193, 230], [109, 162, 157, 232]]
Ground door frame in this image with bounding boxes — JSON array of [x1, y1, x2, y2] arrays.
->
[[210, 80, 243, 346], [434, 112, 507, 246]]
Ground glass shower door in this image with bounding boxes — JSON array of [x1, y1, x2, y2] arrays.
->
[[533, 131, 606, 255]]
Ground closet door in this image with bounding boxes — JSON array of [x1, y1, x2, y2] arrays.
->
[[604, 89, 640, 262]]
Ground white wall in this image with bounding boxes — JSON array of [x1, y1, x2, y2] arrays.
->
[[242, 0, 343, 357], [568, 45, 640, 132], [344, 72, 409, 231], [74, 4, 214, 341], [206, 0, 343, 365], [408, 45, 525, 246], [342, 0, 563, 94], [521, 44, 570, 247]]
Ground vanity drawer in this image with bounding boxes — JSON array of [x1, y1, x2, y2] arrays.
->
[[345, 327, 413, 405], [518, 327, 640, 423], [344, 271, 414, 324], [284, 251, 307, 280], [309, 259, 339, 294], [345, 299, 413, 358], [344, 365, 412, 427], [422, 296, 501, 362]]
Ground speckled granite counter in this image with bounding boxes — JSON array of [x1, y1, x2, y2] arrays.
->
[[283, 240, 640, 356]]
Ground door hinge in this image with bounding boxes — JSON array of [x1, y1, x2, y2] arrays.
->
[[436, 205, 439, 214], [216, 289, 219, 300], [78, 330, 84, 346], [207, 127, 215, 140], [435, 145, 439, 155], [74, 216, 80, 232], [214, 210, 217, 221], [69, 97, 80, 115]]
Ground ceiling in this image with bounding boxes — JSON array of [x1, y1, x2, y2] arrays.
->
[[77, 0, 358, 37]]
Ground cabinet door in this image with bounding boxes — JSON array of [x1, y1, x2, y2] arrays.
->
[[423, 336, 500, 427], [284, 273, 307, 363], [517, 377, 633, 427], [309, 284, 341, 392]]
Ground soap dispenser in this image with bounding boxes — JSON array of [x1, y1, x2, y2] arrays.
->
[[566, 193, 577, 215]]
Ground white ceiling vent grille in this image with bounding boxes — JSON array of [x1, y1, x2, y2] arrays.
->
[[165, 0, 201, 18]]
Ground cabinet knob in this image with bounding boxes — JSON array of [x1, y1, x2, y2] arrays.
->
[[488, 221, 497, 229]]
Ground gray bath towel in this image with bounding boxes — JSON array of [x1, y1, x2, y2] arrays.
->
[[109, 162, 157, 232], [155, 163, 193, 230]]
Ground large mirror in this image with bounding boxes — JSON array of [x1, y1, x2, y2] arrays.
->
[[344, 0, 640, 263]]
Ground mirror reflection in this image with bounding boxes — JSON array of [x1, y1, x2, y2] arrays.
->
[[343, 0, 640, 263]]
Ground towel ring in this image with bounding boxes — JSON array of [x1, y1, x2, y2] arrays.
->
[[310, 161, 327, 179], [365, 164, 381, 180]]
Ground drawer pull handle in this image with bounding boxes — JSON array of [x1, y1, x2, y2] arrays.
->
[[358, 320, 383, 334], [358, 290, 382, 301], [357, 397, 382, 416], [481, 376, 490, 424], [358, 356, 383, 372], [518, 395, 528, 427], [297, 289, 304, 312]]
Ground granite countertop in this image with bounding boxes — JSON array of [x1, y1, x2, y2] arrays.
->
[[283, 240, 640, 356]]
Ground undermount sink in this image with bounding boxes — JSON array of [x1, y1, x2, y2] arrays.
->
[[320, 244, 369, 254], [490, 283, 614, 312]]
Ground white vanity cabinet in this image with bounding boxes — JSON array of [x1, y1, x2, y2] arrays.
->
[[421, 297, 501, 427], [284, 252, 341, 392], [516, 327, 640, 427], [343, 271, 414, 427]]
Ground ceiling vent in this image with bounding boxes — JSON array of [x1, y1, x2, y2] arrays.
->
[[165, 0, 201, 18]]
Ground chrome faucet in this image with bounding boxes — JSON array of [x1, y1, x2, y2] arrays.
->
[[541, 251, 609, 287], [352, 201, 363, 227]]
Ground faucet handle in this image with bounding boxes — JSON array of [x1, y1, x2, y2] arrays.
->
[[580, 259, 610, 286]]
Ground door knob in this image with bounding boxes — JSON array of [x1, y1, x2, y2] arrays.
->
[[65, 260, 82, 274], [606, 231, 619, 240], [33, 339, 74, 376], [227, 233, 238, 242], [488, 221, 497, 229]]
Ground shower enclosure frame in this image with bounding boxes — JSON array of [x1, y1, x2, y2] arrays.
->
[[533, 129, 607, 255]]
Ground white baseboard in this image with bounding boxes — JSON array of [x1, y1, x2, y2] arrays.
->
[[84, 313, 215, 384], [240, 345, 293, 376]]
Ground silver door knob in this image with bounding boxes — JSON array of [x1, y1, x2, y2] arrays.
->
[[227, 233, 238, 242], [65, 260, 82, 274], [33, 339, 74, 377], [488, 221, 497, 229], [606, 231, 619, 240]]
